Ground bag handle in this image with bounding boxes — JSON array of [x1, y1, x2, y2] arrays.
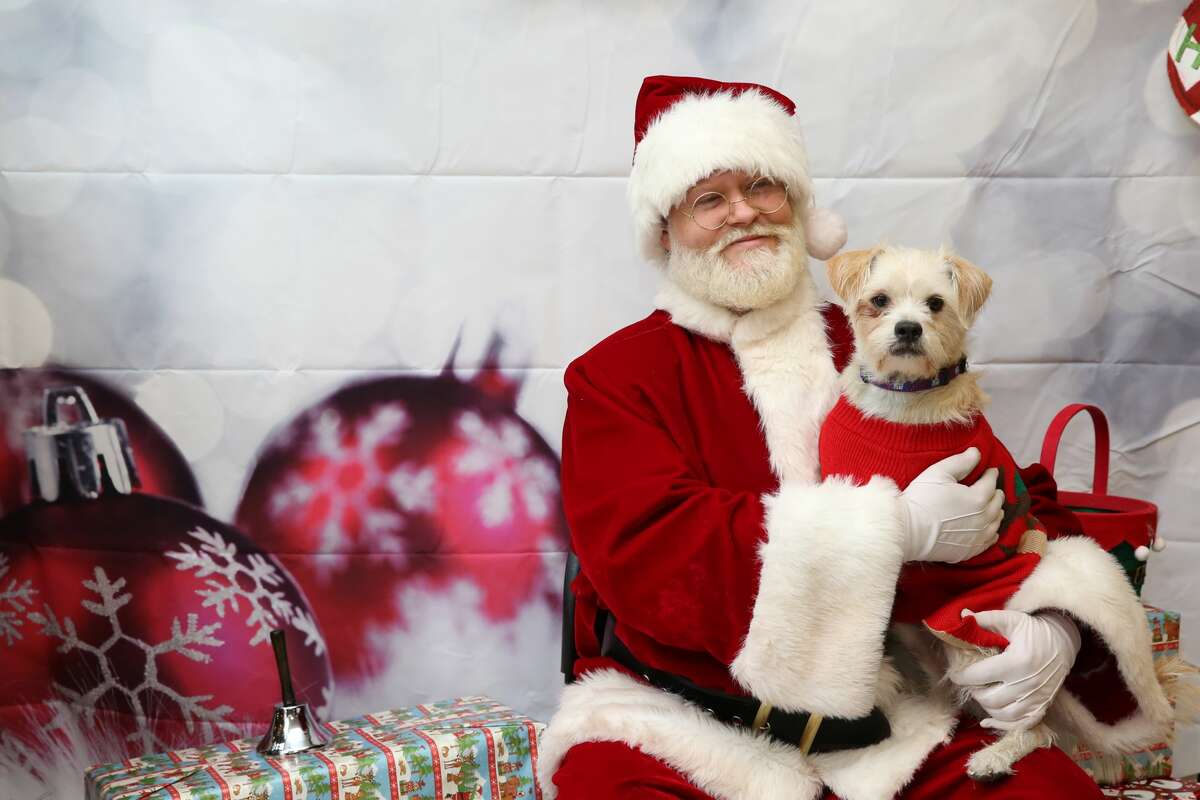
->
[[1039, 404, 1110, 495]]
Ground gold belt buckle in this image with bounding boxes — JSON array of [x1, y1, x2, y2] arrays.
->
[[799, 713, 824, 756], [752, 703, 824, 755], [752, 701, 773, 732]]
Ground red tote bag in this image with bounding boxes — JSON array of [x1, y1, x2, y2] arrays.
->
[[1040, 404, 1159, 595]]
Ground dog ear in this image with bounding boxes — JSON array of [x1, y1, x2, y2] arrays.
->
[[826, 248, 880, 302], [946, 254, 992, 323]]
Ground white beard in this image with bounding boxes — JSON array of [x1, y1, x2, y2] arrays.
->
[[665, 221, 807, 311]]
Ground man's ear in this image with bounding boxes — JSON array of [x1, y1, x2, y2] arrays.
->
[[946, 253, 992, 323], [660, 226, 671, 253], [826, 247, 881, 302]]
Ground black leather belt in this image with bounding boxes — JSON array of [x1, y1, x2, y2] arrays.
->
[[600, 619, 891, 755]]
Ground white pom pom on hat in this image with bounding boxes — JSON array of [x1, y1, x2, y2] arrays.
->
[[801, 205, 848, 261], [628, 75, 848, 264]]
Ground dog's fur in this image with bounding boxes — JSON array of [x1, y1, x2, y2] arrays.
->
[[826, 244, 1055, 781]]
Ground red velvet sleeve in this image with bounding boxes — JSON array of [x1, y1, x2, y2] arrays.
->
[[561, 359, 766, 666]]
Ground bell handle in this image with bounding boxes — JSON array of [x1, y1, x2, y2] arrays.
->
[[270, 628, 297, 707]]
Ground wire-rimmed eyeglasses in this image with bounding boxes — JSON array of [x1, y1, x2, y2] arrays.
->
[[678, 177, 789, 231]]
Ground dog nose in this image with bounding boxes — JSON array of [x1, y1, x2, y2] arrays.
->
[[894, 321, 922, 342]]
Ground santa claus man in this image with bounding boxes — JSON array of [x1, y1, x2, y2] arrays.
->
[[539, 76, 1172, 799]]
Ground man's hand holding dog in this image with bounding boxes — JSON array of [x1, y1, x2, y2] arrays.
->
[[951, 609, 1083, 731], [899, 447, 1005, 563]]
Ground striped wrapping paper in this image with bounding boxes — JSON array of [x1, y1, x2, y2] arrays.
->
[[84, 697, 544, 800]]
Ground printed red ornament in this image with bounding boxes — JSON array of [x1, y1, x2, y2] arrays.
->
[[0, 368, 202, 517], [234, 353, 568, 687], [0, 387, 333, 758], [1168, 1, 1200, 125]]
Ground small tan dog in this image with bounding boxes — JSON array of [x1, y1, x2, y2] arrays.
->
[[819, 244, 1056, 781], [829, 244, 990, 427]]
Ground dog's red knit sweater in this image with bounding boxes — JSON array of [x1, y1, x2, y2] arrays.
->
[[820, 395, 1048, 651]]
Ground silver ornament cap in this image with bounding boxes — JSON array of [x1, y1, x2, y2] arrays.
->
[[23, 386, 140, 502]]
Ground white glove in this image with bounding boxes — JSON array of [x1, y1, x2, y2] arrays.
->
[[899, 448, 1005, 563], [950, 609, 1083, 731]]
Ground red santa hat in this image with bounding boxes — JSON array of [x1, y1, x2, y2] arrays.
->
[[629, 75, 847, 265]]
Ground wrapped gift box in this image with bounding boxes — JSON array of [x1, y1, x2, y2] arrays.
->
[[1145, 606, 1183, 661], [1072, 605, 1183, 784], [84, 697, 544, 800], [1076, 741, 1174, 785]]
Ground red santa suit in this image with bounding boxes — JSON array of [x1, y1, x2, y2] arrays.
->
[[539, 75, 1175, 800], [542, 281, 1174, 800], [819, 397, 1046, 652]]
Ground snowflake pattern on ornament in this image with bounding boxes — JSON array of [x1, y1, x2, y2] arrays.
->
[[267, 403, 436, 572], [454, 411, 557, 527], [314, 685, 333, 723], [27, 566, 238, 752], [0, 553, 35, 646], [388, 462, 437, 515], [165, 527, 327, 655]]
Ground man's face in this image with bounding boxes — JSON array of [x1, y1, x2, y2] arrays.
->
[[660, 170, 804, 311], [662, 170, 795, 261]]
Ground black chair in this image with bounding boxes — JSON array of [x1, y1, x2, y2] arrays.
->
[[560, 547, 582, 684]]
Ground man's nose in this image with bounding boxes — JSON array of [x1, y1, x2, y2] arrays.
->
[[894, 321, 922, 342], [727, 196, 759, 226]]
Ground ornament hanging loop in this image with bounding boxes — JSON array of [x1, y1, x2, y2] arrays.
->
[[23, 386, 141, 502], [43, 385, 100, 428]]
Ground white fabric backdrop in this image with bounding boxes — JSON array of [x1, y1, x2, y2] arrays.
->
[[1, 0, 1197, 730]]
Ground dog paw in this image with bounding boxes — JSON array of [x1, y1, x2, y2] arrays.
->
[[966, 747, 1016, 782]]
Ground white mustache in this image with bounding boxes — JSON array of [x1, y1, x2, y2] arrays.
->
[[709, 224, 792, 254]]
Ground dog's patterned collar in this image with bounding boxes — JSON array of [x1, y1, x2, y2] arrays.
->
[[860, 357, 969, 393]]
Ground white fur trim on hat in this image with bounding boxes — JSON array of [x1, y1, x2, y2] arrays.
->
[[628, 88, 846, 264]]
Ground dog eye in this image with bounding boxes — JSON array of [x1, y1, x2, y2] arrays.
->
[[927, 296, 944, 312], [870, 294, 889, 309]]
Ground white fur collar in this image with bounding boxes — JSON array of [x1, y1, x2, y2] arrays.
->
[[655, 275, 839, 484], [653, 279, 739, 343], [653, 277, 819, 346]]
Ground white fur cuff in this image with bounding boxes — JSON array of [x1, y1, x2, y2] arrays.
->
[[1008, 536, 1175, 753], [731, 476, 905, 718]]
